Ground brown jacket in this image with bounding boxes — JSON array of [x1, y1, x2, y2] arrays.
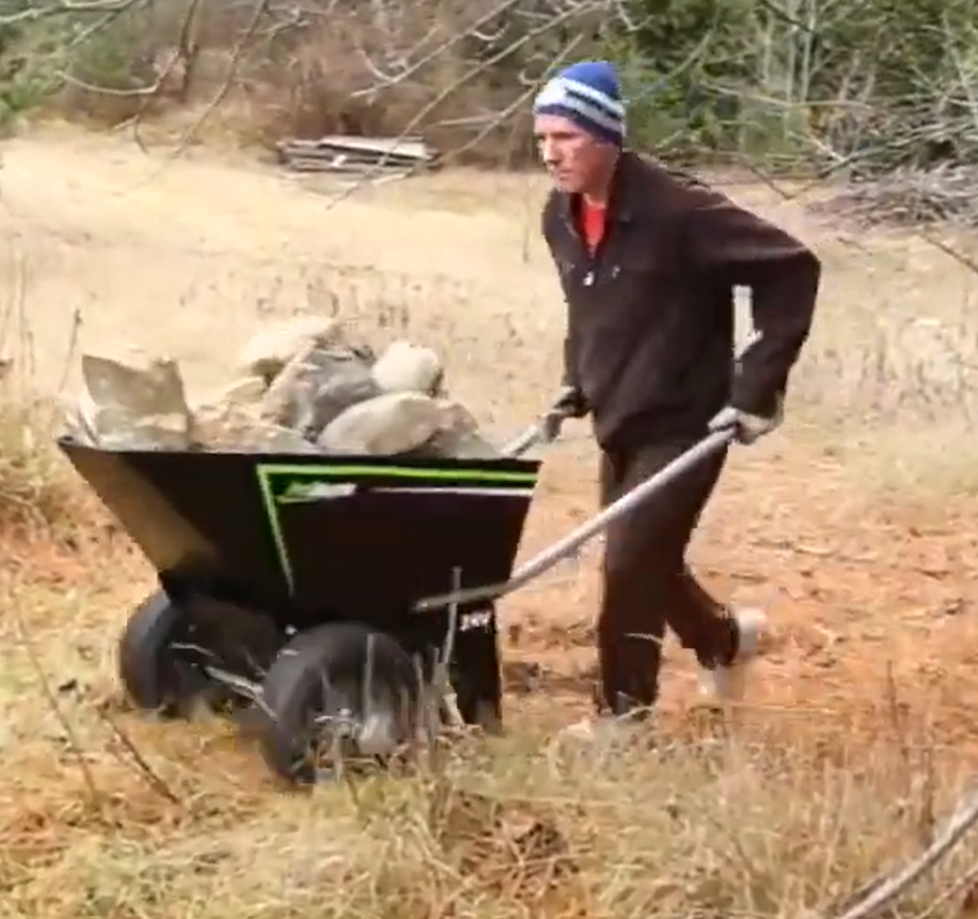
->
[[542, 151, 821, 451]]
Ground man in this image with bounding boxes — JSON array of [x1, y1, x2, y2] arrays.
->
[[533, 60, 821, 734]]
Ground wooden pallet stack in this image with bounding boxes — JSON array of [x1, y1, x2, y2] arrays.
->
[[275, 135, 439, 177]]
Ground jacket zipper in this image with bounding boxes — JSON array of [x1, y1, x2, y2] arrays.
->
[[562, 206, 613, 288]]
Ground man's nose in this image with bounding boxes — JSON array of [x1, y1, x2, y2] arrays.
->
[[540, 137, 560, 165]]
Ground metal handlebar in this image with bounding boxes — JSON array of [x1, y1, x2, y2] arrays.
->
[[414, 427, 735, 613], [501, 423, 548, 458]]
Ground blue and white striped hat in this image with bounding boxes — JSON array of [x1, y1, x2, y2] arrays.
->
[[533, 60, 625, 146]]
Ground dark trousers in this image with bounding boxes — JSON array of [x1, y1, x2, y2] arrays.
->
[[596, 439, 737, 715]]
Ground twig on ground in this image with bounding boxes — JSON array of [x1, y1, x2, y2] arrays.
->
[[94, 707, 181, 804], [7, 580, 103, 811], [834, 784, 978, 919]]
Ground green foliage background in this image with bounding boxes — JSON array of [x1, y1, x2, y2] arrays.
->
[[604, 0, 978, 173], [0, 0, 975, 174]]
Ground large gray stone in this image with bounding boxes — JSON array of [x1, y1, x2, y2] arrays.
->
[[71, 346, 192, 450], [371, 340, 444, 395], [260, 344, 381, 438], [317, 391, 445, 456], [237, 316, 347, 384]]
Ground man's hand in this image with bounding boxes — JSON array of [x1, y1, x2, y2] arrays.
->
[[541, 386, 588, 442], [708, 397, 783, 445]]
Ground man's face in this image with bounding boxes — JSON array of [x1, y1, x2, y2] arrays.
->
[[534, 113, 612, 195]]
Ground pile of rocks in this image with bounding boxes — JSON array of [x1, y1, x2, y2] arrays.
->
[[62, 317, 501, 459]]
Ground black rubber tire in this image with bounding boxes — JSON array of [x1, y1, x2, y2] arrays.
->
[[256, 622, 421, 786], [118, 589, 206, 716]]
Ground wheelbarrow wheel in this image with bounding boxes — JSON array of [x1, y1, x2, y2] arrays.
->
[[118, 589, 207, 717], [256, 622, 421, 786]]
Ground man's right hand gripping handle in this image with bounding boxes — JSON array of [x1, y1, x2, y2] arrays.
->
[[540, 384, 588, 443]]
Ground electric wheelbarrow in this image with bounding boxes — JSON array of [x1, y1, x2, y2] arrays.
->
[[57, 422, 734, 787]]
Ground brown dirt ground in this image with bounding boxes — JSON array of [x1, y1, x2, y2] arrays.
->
[[3, 121, 978, 780]]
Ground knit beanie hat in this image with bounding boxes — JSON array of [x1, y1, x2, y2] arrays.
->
[[533, 60, 625, 147]]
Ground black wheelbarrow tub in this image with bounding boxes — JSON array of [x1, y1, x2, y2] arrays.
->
[[57, 436, 542, 629]]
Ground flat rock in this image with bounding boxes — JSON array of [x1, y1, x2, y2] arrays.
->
[[419, 399, 501, 459], [214, 375, 267, 405], [317, 391, 444, 456], [260, 344, 380, 438], [422, 428, 501, 459], [371, 340, 444, 395], [60, 394, 98, 445], [437, 398, 480, 434], [73, 346, 192, 450], [191, 403, 318, 453], [238, 316, 347, 384]]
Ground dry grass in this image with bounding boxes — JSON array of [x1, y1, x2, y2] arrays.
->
[[3, 122, 978, 917]]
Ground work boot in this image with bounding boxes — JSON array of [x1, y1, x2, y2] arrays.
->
[[698, 607, 768, 704]]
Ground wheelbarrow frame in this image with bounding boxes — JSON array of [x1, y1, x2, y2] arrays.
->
[[57, 422, 734, 786]]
